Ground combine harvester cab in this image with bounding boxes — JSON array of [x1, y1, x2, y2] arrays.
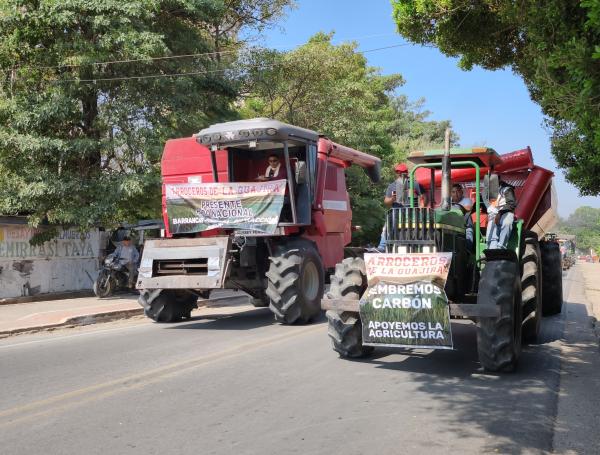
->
[[137, 118, 381, 325], [322, 137, 563, 372]]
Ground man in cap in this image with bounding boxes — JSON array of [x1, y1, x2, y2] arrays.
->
[[378, 163, 425, 251]]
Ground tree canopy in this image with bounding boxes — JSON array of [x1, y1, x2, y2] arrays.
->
[[391, 0, 600, 195], [558, 206, 600, 253], [0, 0, 290, 231], [242, 33, 452, 244]]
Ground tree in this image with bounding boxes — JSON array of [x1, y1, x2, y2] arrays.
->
[[0, 0, 291, 231], [391, 0, 600, 195], [557, 206, 600, 253], [242, 33, 451, 244]]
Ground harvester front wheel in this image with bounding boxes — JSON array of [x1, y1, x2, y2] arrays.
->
[[266, 239, 324, 324], [521, 234, 542, 342], [326, 257, 373, 358], [540, 241, 563, 316], [476, 259, 522, 372]]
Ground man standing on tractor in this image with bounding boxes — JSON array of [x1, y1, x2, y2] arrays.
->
[[377, 163, 424, 251], [486, 178, 517, 249], [383, 164, 424, 208]]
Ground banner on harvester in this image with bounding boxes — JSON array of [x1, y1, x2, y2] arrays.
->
[[165, 180, 286, 234], [360, 252, 454, 349]]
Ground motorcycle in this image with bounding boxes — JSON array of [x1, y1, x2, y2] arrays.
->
[[93, 254, 137, 298]]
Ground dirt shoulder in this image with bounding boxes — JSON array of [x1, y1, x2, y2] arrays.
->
[[580, 261, 600, 336]]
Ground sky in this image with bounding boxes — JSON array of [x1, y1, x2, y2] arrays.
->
[[256, 0, 600, 218]]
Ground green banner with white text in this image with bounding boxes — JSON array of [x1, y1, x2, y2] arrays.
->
[[165, 180, 286, 234], [360, 253, 453, 349]]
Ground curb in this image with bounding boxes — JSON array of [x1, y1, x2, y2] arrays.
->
[[0, 290, 95, 306], [0, 293, 251, 339], [0, 308, 144, 339]]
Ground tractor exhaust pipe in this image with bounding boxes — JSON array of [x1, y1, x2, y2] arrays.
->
[[440, 128, 451, 211]]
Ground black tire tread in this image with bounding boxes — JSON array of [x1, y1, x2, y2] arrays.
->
[[143, 290, 197, 323], [326, 257, 373, 358], [266, 239, 324, 324], [540, 241, 563, 316], [521, 235, 542, 342], [476, 259, 522, 372]]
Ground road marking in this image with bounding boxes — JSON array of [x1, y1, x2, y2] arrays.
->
[[0, 319, 151, 349], [0, 323, 324, 428], [18, 302, 139, 320]]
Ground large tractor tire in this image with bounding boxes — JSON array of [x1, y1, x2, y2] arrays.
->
[[521, 233, 542, 343], [143, 290, 198, 323], [326, 257, 374, 358], [266, 239, 324, 324], [476, 258, 522, 372], [540, 241, 563, 316]]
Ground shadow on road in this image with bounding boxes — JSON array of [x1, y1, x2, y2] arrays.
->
[[347, 310, 569, 454], [167, 307, 328, 331], [167, 307, 274, 331]]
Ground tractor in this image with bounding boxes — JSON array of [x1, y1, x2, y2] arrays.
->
[[322, 135, 563, 372], [136, 118, 381, 324]]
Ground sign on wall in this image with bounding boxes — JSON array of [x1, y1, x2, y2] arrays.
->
[[0, 226, 101, 299]]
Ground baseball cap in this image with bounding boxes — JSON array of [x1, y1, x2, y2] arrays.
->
[[394, 163, 408, 173]]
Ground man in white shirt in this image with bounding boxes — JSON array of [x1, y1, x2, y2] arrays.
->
[[451, 183, 473, 213]]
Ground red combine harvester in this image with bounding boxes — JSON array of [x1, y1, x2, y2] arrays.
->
[[137, 118, 381, 324]]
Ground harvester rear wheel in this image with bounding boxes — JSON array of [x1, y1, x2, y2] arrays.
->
[[326, 257, 374, 358], [476, 259, 522, 372], [266, 239, 324, 324], [521, 233, 542, 342], [540, 241, 563, 316], [143, 290, 197, 322]]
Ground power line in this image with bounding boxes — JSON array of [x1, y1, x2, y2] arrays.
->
[[6, 32, 402, 73], [53, 43, 410, 84]]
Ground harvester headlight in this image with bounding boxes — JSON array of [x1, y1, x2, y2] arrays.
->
[[201, 135, 210, 143], [211, 133, 221, 141], [252, 129, 262, 137], [239, 129, 250, 137], [266, 128, 277, 136]]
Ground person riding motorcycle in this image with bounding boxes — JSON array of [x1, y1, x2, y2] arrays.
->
[[113, 236, 139, 289]]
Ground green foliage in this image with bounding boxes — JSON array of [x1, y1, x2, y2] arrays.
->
[[557, 206, 600, 253], [0, 0, 291, 230], [391, 0, 600, 195], [242, 33, 451, 244]]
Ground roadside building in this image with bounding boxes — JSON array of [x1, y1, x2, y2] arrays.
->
[[0, 217, 103, 299]]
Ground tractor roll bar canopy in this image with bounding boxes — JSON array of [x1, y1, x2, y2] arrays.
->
[[408, 147, 503, 169], [195, 118, 319, 147]]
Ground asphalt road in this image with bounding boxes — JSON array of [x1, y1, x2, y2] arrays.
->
[[0, 270, 593, 455]]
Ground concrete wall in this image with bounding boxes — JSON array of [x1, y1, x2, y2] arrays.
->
[[0, 225, 102, 299]]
